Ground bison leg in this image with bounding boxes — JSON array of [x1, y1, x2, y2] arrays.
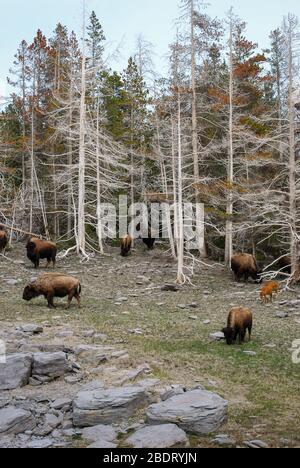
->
[[243, 272, 249, 283], [46, 258, 51, 268], [65, 292, 75, 310], [75, 293, 81, 309], [239, 329, 246, 344], [47, 294, 55, 309], [247, 324, 252, 342], [35, 258, 40, 269]]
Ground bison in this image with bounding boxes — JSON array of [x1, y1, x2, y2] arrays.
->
[[23, 273, 81, 309], [120, 234, 133, 257], [260, 281, 280, 304], [0, 225, 8, 252], [222, 307, 253, 345], [231, 253, 262, 283], [142, 235, 156, 251], [26, 237, 57, 269]]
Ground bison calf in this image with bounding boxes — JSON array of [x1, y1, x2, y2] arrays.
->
[[23, 273, 81, 309], [26, 237, 57, 268], [0, 225, 8, 253], [222, 307, 253, 345], [120, 234, 133, 257], [260, 281, 280, 304]]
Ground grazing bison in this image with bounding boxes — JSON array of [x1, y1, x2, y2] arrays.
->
[[231, 253, 262, 283], [120, 235, 133, 257], [0, 225, 8, 252], [26, 237, 57, 268], [222, 307, 253, 345], [23, 273, 81, 309], [142, 235, 156, 251], [260, 281, 280, 304]]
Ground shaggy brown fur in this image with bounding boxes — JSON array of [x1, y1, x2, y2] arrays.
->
[[0, 226, 8, 252], [23, 273, 81, 309], [260, 281, 280, 304], [26, 237, 57, 268], [231, 253, 262, 283], [222, 307, 253, 345], [120, 235, 133, 257]]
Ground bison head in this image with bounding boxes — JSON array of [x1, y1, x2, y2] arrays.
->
[[26, 241, 36, 252], [23, 284, 39, 301], [222, 327, 235, 345]]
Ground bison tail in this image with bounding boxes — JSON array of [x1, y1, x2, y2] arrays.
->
[[77, 283, 82, 295]]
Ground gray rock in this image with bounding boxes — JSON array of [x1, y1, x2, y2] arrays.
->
[[50, 398, 72, 410], [73, 386, 148, 427], [74, 345, 113, 365], [82, 425, 117, 443], [147, 389, 227, 435], [212, 434, 236, 446], [44, 413, 63, 430], [32, 352, 69, 379], [244, 440, 269, 449], [57, 331, 74, 338], [275, 312, 289, 319], [27, 438, 54, 449], [0, 353, 32, 390], [82, 330, 95, 338], [210, 332, 225, 341], [18, 324, 43, 334], [160, 385, 185, 401], [0, 407, 35, 434], [126, 424, 188, 448], [6, 279, 21, 286]]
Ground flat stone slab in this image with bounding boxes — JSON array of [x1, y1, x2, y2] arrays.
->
[[0, 353, 32, 390], [32, 352, 68, 379], [210, 332, 225, 341], [18, 324, 43, 334], [147, 389, 228, 435], [82, 425, 117, 443], [126, 424, 188, 448], [73, 386, 148, 427], [0, 407, 35, 434]]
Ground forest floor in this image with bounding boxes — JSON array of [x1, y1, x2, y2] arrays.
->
[[1, 242, 300, 448]]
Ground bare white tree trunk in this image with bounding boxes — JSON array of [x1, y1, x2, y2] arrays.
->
[[190, 0, 206, 258], [176, 92, 185, 284], [225, 10, 234, 268], [77, 4, 87, 255], [287, 17, 299, 282], [96, 104, 104, 254]]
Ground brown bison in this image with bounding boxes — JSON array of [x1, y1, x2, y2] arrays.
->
[[0, 225, 8, 252], [26, 237, 57, 268], [23, 273, 81, 309], [222, 307, 253, 345], [120, 234, 133, 257], [260, 281, 280, 304], [231, 253, 262, 283]]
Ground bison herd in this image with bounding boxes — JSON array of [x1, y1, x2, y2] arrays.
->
[[0, 226, 291, 346]]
